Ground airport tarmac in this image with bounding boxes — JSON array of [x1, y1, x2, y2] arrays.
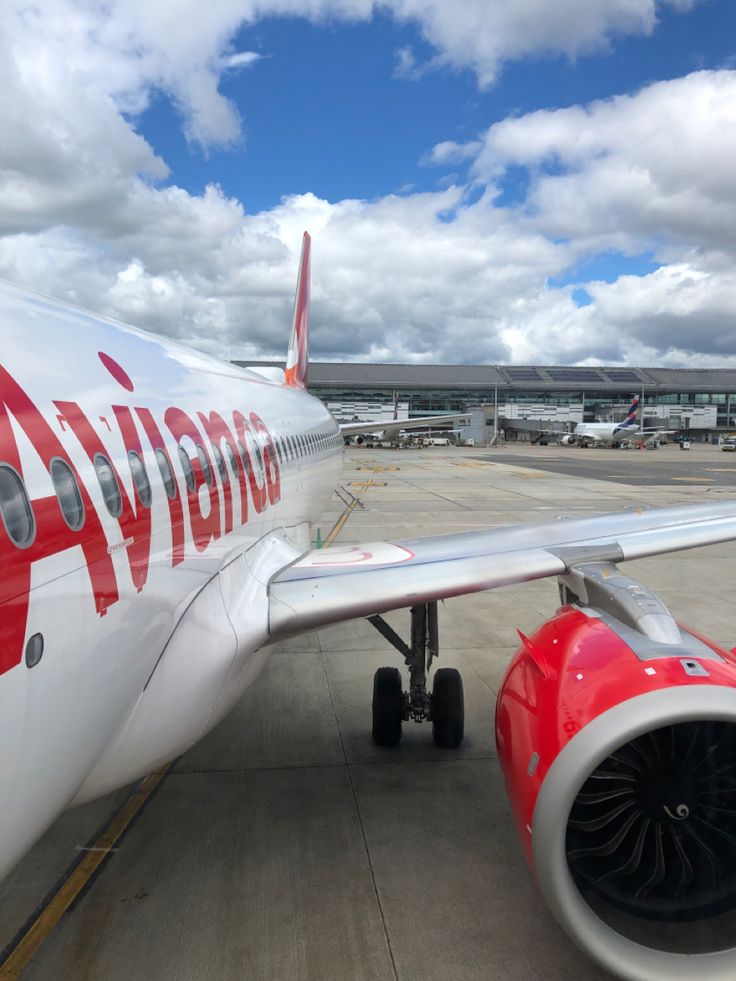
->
[[2, 443, 735, 980], [488, 441, 736, 486]]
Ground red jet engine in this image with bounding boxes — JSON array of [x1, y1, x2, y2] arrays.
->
[[496, 562, 736, 981]]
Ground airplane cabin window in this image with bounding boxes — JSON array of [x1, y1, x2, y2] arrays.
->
[[93, 453, 122, 517], [225, 441, 238, 475], [237, 439, 251, 476], [128, 451, 152, 508], [212, 444, 228, 485], [242, 428, 265, 481], [253, 439, 265, 478], [50, 458, 85, 531], [155, 448, 177, 500], [196, 444, 213, 487], [275, 439, 283, 464], [177, 445, 196, 494], [0, 463, 35, 547]]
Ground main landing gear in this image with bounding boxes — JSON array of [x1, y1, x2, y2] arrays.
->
[[368, 602, 465, 748]]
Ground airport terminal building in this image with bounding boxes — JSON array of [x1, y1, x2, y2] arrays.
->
[[236, 361, 736, 443]]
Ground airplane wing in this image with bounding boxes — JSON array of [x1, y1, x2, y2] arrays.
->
[[339, 413, 470, 438], [268, 500, 736, 639]]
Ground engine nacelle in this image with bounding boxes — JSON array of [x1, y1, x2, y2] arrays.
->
[[496, 564, 736, 980], [560, 434, 577, 445]]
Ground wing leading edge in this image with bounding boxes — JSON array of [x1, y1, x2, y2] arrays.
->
[[268, 500, 736, 640]]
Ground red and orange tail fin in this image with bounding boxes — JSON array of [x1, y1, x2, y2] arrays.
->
[[285, 231, 311, 389]]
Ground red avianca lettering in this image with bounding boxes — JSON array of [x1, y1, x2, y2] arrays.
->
[[0, 366, 282, 676]]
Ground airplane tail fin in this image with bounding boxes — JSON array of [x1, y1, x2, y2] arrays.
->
[[285, 231, 311, 389], [620, 394, 640, 429]]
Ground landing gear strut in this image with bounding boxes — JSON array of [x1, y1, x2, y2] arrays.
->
[[368, 603, 464, 748]]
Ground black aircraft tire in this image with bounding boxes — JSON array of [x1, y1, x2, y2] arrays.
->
[[432, 668, 465, 748], [372, 667, 403, 746]]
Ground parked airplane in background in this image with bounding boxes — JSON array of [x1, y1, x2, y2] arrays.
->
[[2, 234, 736, 981], [556, 395, 673, 447], [340, 386, 469, 446], [341, 413, 469, 445]]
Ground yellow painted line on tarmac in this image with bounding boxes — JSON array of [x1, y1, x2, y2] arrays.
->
[[324, 477, 387, 545], [356, 466, 399, 472], [670, 476, 714, 482], [451, 461, 491, 468], [0, 766, 171, 980], [323, 498, 359, 546]]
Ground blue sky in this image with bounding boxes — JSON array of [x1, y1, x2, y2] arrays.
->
[[3, 0, 736, 366], [138, 0, 734, 215]]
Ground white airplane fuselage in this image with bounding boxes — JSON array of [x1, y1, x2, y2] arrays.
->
[[565, 421, 635, 445], [0, 281, 342, 880]]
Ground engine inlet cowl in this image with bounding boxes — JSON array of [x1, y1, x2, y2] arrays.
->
[[532, 688, 736, 981]]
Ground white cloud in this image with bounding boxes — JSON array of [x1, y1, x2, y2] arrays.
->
[[423, 141, 483, 167], [221, 51, 262, 70], [386, 0, 668, 87], [0, 0, 733, 370], [469, 70, 736, 259], [392, 45, 426, 81]]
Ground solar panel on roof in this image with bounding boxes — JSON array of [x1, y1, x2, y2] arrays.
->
[[505, 367, 541, 379], [546, 369, 604, 382], [604, 370, 640, 382]]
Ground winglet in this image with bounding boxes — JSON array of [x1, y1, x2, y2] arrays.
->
[[285, 231, 311, 389]]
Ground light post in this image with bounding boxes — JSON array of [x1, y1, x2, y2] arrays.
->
[[494, 384, 498, 443]]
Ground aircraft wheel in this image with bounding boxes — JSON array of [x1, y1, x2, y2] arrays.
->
[[432, 668, 464, 748], [372, 667, 403, 746]]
